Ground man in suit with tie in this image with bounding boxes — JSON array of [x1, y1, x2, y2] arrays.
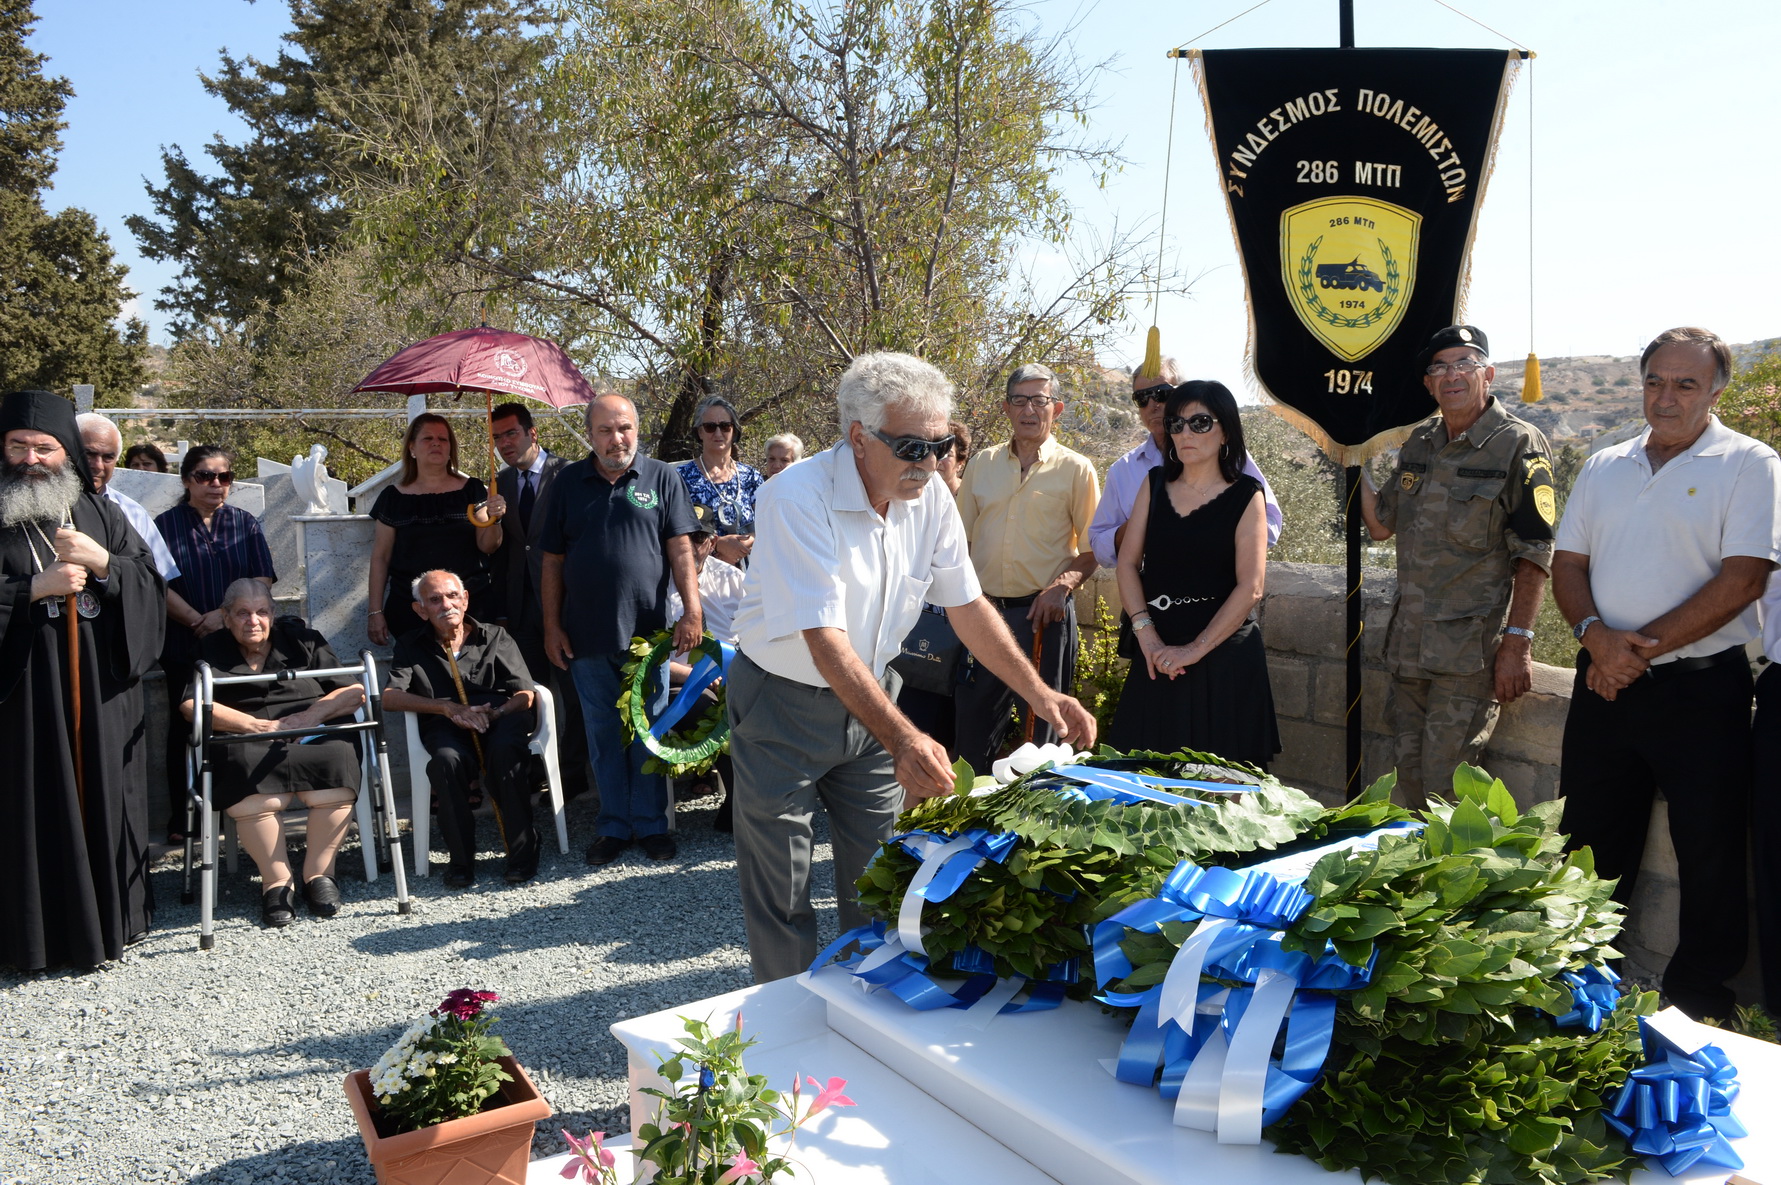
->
[[490, 402, 590, 793]]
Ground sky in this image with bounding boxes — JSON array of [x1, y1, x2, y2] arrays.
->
[[26, 0, 1781, 397]]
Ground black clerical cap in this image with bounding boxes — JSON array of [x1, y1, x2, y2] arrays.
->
[[1, 390, 96, 491]]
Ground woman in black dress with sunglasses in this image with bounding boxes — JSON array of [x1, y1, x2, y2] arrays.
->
[[1108, 381, 1279, 768]]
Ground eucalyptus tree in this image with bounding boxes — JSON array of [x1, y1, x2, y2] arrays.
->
[[342, 0, 1153, 457]]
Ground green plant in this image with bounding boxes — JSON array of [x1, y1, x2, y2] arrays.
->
[[631, 1015, 855, 1184], [1702, 1003, 1777, 1044], [1072, 594, 1128, 736], [367, 989, 514, 1133]]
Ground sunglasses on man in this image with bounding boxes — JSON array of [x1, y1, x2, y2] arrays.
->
[[1165, 413, 1218, 435], [869, 427, 956, 463], [190, 470, 235, 485], [1133, 386, 1171, 409]]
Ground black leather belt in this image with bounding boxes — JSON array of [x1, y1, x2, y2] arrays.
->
[[987, 592, 1040, 610], [1645, 644, 1749, 681]]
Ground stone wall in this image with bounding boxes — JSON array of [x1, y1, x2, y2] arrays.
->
[[1076, 561, 1764, 1004]]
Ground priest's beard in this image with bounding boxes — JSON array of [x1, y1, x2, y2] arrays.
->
[[0, 459, 82, 529]]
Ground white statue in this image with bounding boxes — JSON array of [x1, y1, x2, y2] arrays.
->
[[291, 444, 334, 515]]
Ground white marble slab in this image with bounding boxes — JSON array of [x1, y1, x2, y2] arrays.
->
[[802, 965, 1781, 1185], [296, 514, 379, 660]]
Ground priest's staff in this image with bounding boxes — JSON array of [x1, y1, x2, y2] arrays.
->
[[1023, 620, 1046, 744], [62, 512, 85, 823]]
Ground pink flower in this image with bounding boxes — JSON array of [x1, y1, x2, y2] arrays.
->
[[438, 988, 499, 1021], [559, 1128, 616, 1182], [715, 1152, 762, 1184], [801, 1075, 856, 1120]]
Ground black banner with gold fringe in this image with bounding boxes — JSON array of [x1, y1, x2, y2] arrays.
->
[[1192, 48, 1520, 462]]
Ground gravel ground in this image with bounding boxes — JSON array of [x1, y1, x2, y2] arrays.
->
[[0, 788, 843, 1185]]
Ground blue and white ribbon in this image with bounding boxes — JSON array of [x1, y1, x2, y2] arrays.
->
[[807, 828, 1069, 1016], [649, 639, 735, 739], [1093, 825, 1421, 1144], [1605, 1014, 1747, 1176]]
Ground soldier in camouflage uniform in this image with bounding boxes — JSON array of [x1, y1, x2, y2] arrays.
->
[[1359, 325, 1557, 808]]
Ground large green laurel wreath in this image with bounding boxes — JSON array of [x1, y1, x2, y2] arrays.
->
[[617, 630, 730, 779], [1296, 234, 1401, 330]]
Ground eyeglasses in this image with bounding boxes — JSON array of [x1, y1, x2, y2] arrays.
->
[[190, 470, 235, 485], [1133, 386, 1170, 408], [1005, 394, 1056, 410], [1425, 358, 1488, 377], [84, 450, 118, 463], [869, 427, 957, 463], [1165, 413, 1218, 435], [698, 421, 736, 434]]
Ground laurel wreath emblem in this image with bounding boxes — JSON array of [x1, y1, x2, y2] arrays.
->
[[1296, 235, 1402, 330]]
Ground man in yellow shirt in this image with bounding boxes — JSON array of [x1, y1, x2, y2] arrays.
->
[[954, 363, 1100, 773]]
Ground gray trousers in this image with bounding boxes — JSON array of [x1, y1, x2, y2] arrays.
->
[[728, 652, 902, 983]]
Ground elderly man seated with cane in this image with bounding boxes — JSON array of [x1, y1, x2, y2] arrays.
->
[[383, 569, 538, 888]]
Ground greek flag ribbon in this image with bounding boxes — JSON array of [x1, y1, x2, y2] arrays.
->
[[1093, 825, 1421, 1144], [1605, 1012, 1747, 1176], [649, 640, 735, 739], [808, 827, 1069, 1016]]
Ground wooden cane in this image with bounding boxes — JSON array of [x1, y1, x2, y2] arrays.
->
[[66, 591, 85, 824], [1023, 612, 1046, 744]]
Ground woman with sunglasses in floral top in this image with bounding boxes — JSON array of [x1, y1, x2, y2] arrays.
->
[[676, 395, 764, 568], [1108, 381, 1279, 769]]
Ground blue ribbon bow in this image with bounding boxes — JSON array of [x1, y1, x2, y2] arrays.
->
[[1554, 964, 1622, 1032], [1605, 1017, 1747, 1176]]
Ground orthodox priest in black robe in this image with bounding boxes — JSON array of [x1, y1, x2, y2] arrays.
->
[[1, 390, 166, 972]]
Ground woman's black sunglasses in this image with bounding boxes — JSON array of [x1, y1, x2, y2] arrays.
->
[[1165, 413, 1218, 435], [870, 427, 956, 463]]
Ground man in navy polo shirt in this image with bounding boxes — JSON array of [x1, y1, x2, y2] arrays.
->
[[541, 392, 702, 864]]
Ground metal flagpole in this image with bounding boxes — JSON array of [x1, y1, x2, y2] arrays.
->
[[1339, 0, 1364, 799]]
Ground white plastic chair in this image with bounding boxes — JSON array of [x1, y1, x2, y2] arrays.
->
[[403, 682, 570, 877], [181, 650, 412, 948]]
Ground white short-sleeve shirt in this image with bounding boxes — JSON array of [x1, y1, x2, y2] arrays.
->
[[104, 486, 180, 582], [1555, 415, 1781, 663], [734, 441, 982, 687]]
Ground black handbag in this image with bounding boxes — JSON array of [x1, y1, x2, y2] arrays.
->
[[891, 605, 964, 696]]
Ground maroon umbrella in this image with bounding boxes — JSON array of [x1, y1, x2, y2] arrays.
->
[[353, 326, 597, 513]]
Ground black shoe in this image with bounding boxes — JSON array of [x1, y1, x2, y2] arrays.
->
[[585, 835, 629, 866], [504, 829, 541, 884], [261, 885, 298, 928], [639, 832, 677, 861], [304, 875, 343, 918], [443, 864, 475, 889]]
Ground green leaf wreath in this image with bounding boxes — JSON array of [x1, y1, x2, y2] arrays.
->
[[617, 631, 729, 780], [854, 747, 1329, 988], [1100, 765, 1652, 1185]]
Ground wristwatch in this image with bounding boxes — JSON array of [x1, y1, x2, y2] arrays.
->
[[1503, 626, 1534, 641], [1571, 615, 1602, 641]]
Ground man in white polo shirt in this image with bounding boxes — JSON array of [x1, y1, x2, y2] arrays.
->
[[730, 351, 1098, 983], [1553, 326, 1781, 1020]]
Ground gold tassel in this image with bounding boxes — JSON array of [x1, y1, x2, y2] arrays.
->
[[1137, 326, 1163, 380], [1520, 353, 1542, 403]]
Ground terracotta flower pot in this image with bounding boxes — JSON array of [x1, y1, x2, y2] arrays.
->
[[345, 1055, 552, 1185]]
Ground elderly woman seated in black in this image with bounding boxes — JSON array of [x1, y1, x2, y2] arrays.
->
[[180, 579, 366, 928]]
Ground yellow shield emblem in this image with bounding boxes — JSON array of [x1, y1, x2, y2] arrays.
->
[[1281, 196, 1422, 363], [1534, 485, 1556, 525]]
